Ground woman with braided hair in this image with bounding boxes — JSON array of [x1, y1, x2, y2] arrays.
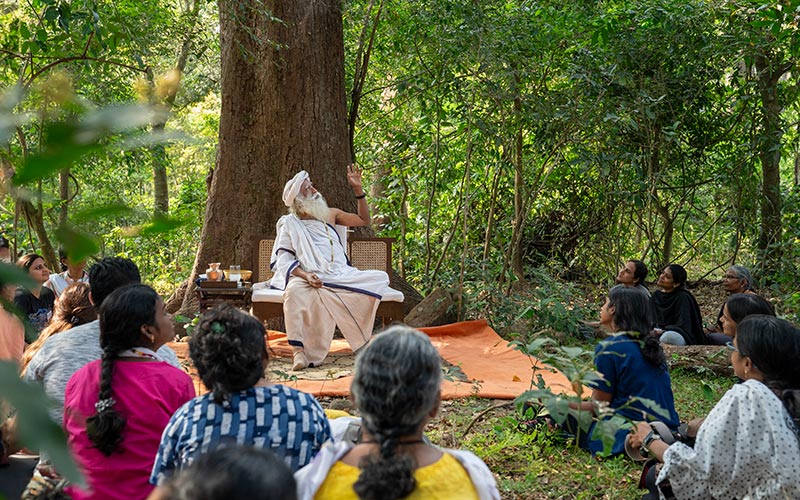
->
[[629, 315, 800, 499], [62, 284, 194, 500], [295, 325, 500, 500], [149, 304, 330, 491]]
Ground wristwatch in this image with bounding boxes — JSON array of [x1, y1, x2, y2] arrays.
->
[[641, 429, 663, 456]]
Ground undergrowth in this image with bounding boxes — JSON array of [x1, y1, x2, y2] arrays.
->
[[423, 366, 730, 499]]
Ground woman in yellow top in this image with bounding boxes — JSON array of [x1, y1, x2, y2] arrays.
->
[[295, 325, 500, 500]]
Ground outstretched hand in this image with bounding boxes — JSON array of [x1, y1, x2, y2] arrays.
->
[[346, 163, 363, 190]]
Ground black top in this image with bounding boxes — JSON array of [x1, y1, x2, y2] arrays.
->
[[651, 288, 706, 345], [14, 287, 55, 341]]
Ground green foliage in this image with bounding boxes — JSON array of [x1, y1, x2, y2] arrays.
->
[[0, 361, 82, 485], [513, 337, 670, 457]]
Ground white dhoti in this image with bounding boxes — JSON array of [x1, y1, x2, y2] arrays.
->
[[268, 214, 391, 366], [284, 278, 380, 365]]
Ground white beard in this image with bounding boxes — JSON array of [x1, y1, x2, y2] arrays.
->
[[292, 193, 331, 222]]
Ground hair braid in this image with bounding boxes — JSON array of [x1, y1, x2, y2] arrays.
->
[[354, 426, 416, 500], [86, 349, 126, 456], [351, 327, 441, 500]]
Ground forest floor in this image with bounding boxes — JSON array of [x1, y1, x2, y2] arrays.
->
[[318, 281, 738, 499], [318, 368, 729, 500]]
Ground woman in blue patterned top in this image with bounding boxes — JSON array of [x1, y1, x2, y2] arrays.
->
[[566, 286, 680, 456], [149, 304, 331, 487]]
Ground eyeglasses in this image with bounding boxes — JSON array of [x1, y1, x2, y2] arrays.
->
[[725, 341, 739, 352]]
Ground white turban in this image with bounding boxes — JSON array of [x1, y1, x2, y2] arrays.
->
[[282, 170, 309, 207]]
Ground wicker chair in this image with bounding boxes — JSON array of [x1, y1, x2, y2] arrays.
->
[[251, 236, 405, 325]]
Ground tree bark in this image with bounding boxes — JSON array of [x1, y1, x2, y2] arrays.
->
[[177, 0, 353, 315], [754, 54, 786, 274]]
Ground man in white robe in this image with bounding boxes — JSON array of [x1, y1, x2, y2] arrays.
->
[[270, 165, 390, 370]]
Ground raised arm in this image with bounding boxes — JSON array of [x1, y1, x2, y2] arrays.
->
[[332, 163, 371, 227]]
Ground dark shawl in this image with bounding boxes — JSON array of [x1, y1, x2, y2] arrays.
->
[[650, 288, 705, 345]]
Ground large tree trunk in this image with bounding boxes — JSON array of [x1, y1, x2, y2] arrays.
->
[[176, 0, 353, 315]]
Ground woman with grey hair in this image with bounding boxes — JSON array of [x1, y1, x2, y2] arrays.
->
[[707, 265, 761, 344], [294, 326, 500, 500]]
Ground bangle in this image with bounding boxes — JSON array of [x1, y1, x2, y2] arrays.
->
[[355, 193, 366, 199]]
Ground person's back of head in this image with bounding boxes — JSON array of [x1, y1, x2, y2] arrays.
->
[[351, 326, 442, 500], [189, 304, 267, 404], [88, 257, 140, 308], [161, 445, 297, 500], [736, 316, 800, 431], [608, 286, 664, 367], [726, 293, 774, 323], [88, 284, 160, 455]]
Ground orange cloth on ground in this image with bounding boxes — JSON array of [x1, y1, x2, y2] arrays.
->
[[262, 319, 579, 399], [171, 319, 581, 400], [313, 453, 479, 500]]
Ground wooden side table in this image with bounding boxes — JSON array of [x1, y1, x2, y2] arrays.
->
[[195, 281, 253, 312]]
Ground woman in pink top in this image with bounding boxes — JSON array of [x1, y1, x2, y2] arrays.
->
[[63, 284, 194, 500]]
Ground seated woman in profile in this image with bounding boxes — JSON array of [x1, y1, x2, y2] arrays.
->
[[650, 264, 705, 345], [565, 286, 680, 456], [712, 292, 774, 343], [295, 325, 500, 500], [611, 259, 650, 299], [629, 315, 800, 499], [63, 284, 195, 500], [707, 266, 770, 344], [150, 304, 331, 487]]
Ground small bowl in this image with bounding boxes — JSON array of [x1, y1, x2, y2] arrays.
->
[[224, 269, 253, 281]]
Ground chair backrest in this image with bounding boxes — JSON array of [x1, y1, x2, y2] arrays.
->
[[258, 239, 275, 282], [256, 233, 394, 284], [349, 238, 393, 277]]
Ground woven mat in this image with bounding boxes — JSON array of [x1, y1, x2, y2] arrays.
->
[[267, 352, 356, 382]]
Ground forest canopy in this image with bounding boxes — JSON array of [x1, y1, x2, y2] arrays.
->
[[1, 0, 798, 323]]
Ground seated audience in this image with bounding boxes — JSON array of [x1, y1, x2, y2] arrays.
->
[[295, 325, 500, 500], [147, 446, 297, 500], [650, 264, 705, 345], [150, 304, 331, 486], [14, 253, 54, 341], [708, 292, 774, 345], [0, 277, 24, 365], [23, 256, 180, 425], [44, 247, 89, 298], [16, 257, 181, 496], [611, 259, 650, 299], [20, 282, 96, 375], [63, 284, 195, 500], [564, 287, 679, 456], [629, 315, 800, 499]]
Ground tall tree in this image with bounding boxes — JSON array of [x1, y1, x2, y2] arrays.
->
[[724, 0, 800, 275], [175, 0, 355, 313]]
